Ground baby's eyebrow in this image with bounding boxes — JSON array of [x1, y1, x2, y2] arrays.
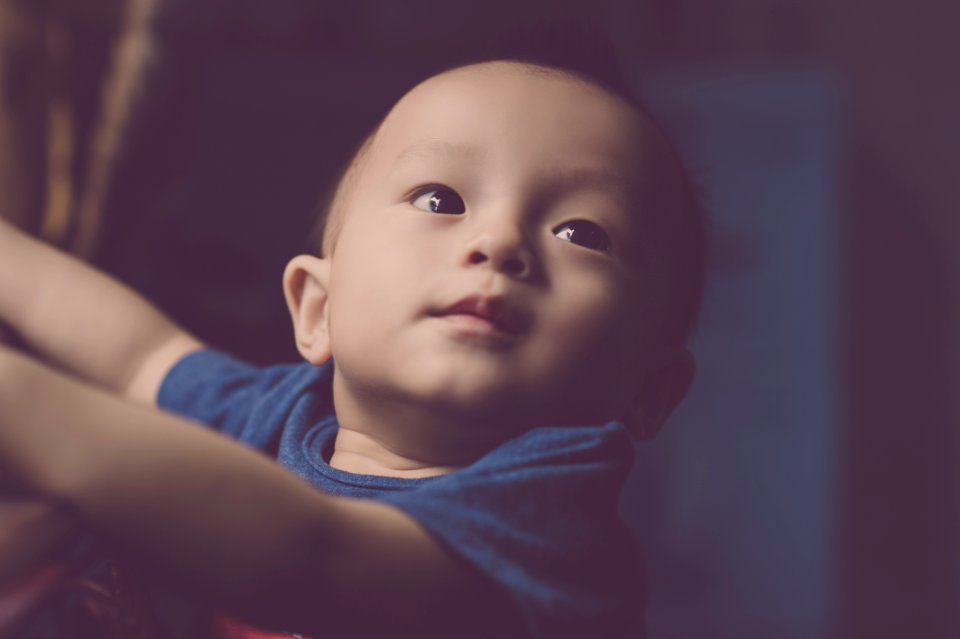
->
[[393, 139, 487, 165], [391, 138, 635, 202], [543, 165, 634, 195]]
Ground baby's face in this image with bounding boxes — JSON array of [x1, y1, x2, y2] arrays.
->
[[324, 62, 666, 440]]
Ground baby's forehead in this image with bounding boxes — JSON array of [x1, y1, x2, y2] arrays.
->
[[358, 63, 666, 199]]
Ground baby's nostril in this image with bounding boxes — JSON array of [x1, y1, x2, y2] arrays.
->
[[467, 249, 526, 276]]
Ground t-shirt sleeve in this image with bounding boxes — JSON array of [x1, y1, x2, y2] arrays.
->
[[156, 348, 331, 450], [380, 423, 646, 639]]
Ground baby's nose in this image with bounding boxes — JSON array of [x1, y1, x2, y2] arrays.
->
[[462, 220, 537, 280], [467, 248, 528, 277]]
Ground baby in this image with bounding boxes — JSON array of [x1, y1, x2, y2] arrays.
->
[[0, 53, 704, 639]]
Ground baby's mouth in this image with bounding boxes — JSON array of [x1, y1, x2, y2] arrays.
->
[[430, 295, 528, 337]]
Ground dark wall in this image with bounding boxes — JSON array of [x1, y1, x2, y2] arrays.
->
[[822, 3, 959, 637]]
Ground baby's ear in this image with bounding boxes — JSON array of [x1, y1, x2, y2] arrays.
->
[[622, 349, 696, 441], [282, 255, 333, 365]]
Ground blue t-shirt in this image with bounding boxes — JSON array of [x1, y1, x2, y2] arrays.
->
[[157, 349, 646, 638]]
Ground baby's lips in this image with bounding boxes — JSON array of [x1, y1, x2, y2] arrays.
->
[[434, 295, 529, 335]]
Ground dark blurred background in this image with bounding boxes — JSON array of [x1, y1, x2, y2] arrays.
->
[[1, 1, 956, 637]]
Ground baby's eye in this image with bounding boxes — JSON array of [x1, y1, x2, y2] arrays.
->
[[411, 186, 466, 215], [553, 220, 611, 252]]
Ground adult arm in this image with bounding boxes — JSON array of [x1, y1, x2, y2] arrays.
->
[[0, 217, 202, 404], [0, 346, 522, 639], [0, 269, 84, 608]]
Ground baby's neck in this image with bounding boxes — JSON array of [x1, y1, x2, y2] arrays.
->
[[329, 427, 459, 478]]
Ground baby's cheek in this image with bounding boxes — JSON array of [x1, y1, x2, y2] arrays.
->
[[544, 278, 639, 376], [566, 272, 630, 329]]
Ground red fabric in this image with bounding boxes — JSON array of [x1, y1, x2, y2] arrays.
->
[[0, 563, 68, 636], [213, 614, 311, 639]]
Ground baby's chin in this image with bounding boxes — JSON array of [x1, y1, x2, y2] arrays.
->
[[420, 366, 621, 422], [400, 379, 615, 433], [336, 352, 623, 432]]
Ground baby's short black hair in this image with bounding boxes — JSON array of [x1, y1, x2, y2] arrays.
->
[[309, 19, 707, 346]]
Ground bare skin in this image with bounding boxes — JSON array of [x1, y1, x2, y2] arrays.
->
[[287, 63, 694, 474], [0, 61, 694, 637]]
